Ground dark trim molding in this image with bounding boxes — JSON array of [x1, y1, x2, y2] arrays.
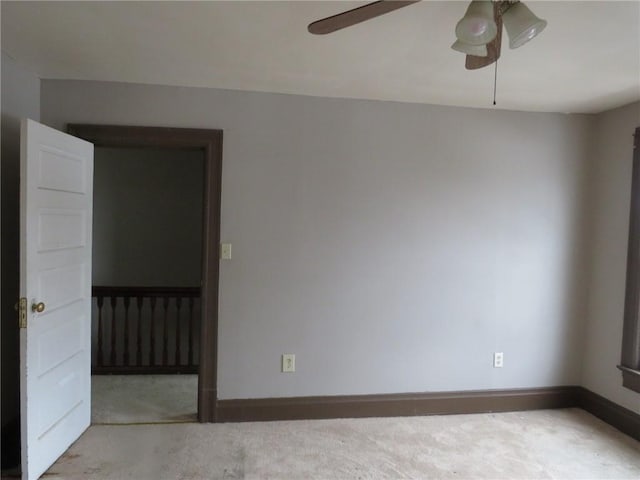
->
[[92, 286, 201, 298], [618, 365, 640, 393], [217, 386, 579, 423], [577, 387, 640, 441], [91, 365, 198, 375], [620, 126, 640, 393], [217, 386, 640, 443], [67, 124, 223, 423]]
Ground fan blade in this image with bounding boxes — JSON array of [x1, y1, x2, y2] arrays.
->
[[465, 2, 502, 70], [308, 1, 420, 35]]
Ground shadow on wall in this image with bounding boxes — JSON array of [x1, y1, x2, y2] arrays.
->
[[2, 51, 41, 471], [1, 417, 20, 469], [1, 113, 23, 469]]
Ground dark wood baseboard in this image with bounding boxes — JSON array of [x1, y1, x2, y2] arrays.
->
[[216, 386, 579, 423], [577, 387, 640, 442], [217, 386, 640, 443]]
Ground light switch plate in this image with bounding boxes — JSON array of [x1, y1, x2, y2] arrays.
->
[[220, 243, 232, 260]]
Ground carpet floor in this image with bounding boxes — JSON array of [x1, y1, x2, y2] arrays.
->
[[91, 374, 197, 424], [45, 408, 639, 479]]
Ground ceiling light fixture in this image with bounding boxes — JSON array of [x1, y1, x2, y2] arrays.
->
[[451, 40, 488, 57], [502, 1, 548, 49], [455, 1, 498, 46], [450, 0, 547, 60]]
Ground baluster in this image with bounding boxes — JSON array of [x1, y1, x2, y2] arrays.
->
[[110, 296, 117, 366], [149, 296, 157, 366], [97, 295, 104, 367], [91, 287, 200, 373], [175, 296, 182, 366], [123, 296, 131, 366], [162, 296, 170, 366], [188, 296, 195, 367], [136, 296, 143, 366]]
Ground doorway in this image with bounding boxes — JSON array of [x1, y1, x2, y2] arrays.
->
[[91, 146, 203, 423], [67, 125, 223, 423]]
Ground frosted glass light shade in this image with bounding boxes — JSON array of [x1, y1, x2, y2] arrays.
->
[[502, 2, 547, 49], [451, 40, 488, 57], [455, 1, 497, 46]]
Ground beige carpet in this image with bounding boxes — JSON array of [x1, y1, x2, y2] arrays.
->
[[45, 408, 639, 479], [91, 374, 197, 424]]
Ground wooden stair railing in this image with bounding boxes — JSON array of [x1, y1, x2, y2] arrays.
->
[[92, 286, 200, 374]]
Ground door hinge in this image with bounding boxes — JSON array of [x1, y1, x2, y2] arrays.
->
[[18, 297, 27, 328]]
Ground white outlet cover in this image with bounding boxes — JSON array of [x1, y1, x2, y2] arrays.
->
[[493, 352, 504, 368]]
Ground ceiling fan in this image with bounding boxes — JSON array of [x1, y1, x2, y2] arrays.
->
[[308, 1, 547, 70]]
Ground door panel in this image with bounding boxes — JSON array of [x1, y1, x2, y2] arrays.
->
[[38, 209, 87, 251], [36, 312, 84, 374], [20, 119, 93, 480], [38, 264, 86, 309], [37, 146, 88, 194]]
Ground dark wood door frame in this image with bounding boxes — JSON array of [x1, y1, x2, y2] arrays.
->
[[67, 124, 223, 422]]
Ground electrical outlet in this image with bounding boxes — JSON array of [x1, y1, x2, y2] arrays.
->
[[493, 352, 504, 368], [282, 354, 295, 373]]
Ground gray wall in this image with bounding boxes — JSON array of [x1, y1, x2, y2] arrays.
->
[[1, 53, 40, 429], [93, 147, 203, 287], [41, 80, 594, 400], [582, 101, 640, 414]]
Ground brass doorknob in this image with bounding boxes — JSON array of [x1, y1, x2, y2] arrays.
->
[[31, 302, 45, 313]]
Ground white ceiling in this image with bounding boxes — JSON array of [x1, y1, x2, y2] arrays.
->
[[2, 1, 639, 113]]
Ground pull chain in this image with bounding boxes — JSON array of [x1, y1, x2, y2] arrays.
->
[[493, 57, 499, 106]]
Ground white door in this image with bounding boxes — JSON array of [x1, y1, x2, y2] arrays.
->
[[19, 119, 94, 480]]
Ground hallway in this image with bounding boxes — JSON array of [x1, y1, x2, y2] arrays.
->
[[92, 375, 197, 424]]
